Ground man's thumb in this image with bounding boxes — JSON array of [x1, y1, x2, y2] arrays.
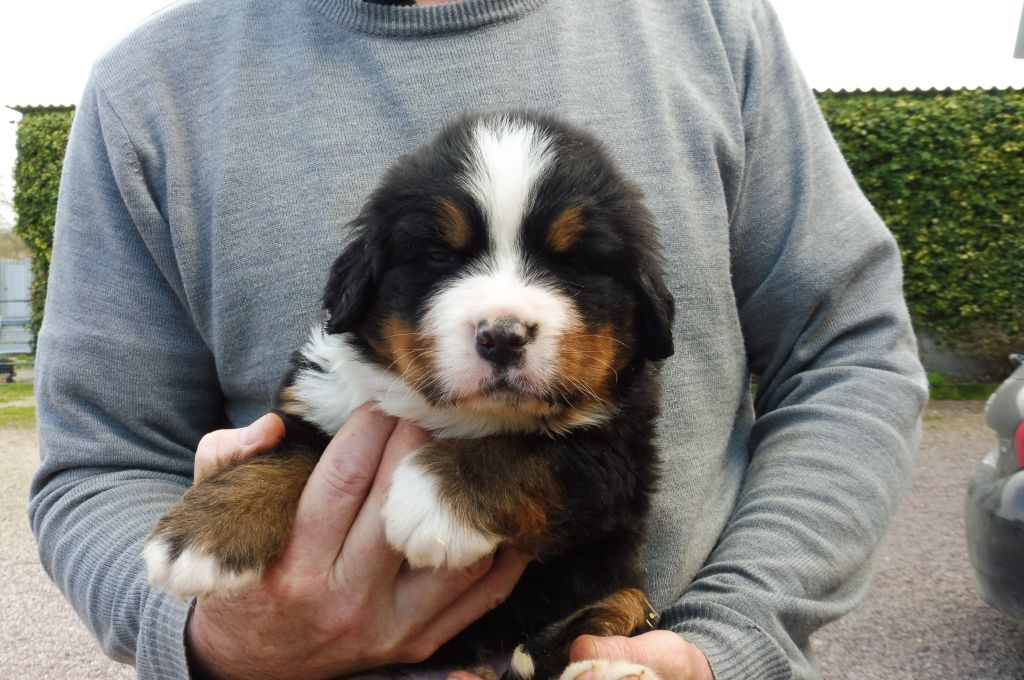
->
[[240, 412, 285, 448], [569, 635, 643, 664]]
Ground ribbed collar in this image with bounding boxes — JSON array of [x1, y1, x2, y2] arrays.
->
[[307, 0, 550, 37]]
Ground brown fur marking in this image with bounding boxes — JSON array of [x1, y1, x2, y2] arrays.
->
[[417, 437, 564, 555], [370, 314, 440, 391], [551, 320, 634, 415], [437, 197, 473, 250], [152, 447, 317, 573], [546, 205, 586, 253], [575, 587, 658, 637], [277, 385, 304, 419]]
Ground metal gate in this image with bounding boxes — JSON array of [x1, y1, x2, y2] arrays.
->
[[1, 258, 32, 354]]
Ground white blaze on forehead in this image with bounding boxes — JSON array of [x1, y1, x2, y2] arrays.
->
[[461, 117, 555, 261]]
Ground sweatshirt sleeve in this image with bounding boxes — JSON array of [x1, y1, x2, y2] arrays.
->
[[27, 76, 224, 680], [660, 3, 929, 678]]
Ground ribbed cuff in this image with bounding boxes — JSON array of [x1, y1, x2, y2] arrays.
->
[[307, 0, 549, 36], [661, 602, 792, 680], [136, 582, 194, 679]]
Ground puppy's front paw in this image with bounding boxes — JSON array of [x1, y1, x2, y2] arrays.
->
[[144, 450, 313, 598], [382, 454, 500, 570], [559, 660, 662, 680], [144, 532, 261, 599]]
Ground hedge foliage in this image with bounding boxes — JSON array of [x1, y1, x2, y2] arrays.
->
[[818, 89, 1024, 374], [11, 91, 1024, 374], [12, 108, 74, 350]]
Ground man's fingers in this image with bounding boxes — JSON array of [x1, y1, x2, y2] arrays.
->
[[570, 635, 641, 665], [446, 666, 497, 680], [377, 418, 432, 483], [397, 552, 495, 615], [284, 404, 397, 576], [194, 413, 286, 483], [240, 411, 286, 448], [569, 631, 711, 680], [334, 418, 432, 585], [403, 547, 531, 650]]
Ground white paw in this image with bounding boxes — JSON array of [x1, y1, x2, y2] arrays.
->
[[382, 455, 500, 570], [559, 660, 663, 680], [143, 538, 260, 598], [508, 645, 536, 679]]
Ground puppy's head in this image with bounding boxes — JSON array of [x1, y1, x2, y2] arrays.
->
[[324, 112, 673, 430]]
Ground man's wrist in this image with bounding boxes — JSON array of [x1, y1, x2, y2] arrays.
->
[[185, 601, 222, 680], [185, 599, 252, 680]]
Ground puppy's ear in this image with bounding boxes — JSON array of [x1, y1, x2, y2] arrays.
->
[[634, 268, 675, 361], [618, 199, 675, 361], [322, 227, 378, 335]]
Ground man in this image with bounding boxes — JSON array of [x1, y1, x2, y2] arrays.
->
[[29, 0, 928, 678]]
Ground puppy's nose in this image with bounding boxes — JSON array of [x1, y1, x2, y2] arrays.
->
[[475, 317, 536, 366]]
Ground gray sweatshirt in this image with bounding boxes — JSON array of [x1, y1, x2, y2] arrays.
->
[[28, 1, 928, 678]]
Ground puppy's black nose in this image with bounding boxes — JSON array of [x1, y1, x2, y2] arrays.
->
[[475, 317, 535, 366]]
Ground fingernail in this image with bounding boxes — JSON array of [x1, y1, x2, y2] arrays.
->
[[241, 415, 266, 446]]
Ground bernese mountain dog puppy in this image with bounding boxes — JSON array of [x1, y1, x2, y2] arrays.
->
[[145, 111, 675, 680]]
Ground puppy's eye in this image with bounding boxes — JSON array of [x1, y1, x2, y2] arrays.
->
[[426, 248, 459, 266]]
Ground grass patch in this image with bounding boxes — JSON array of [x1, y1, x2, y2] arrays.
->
[[0, 382, 33, 404], [927, 374, 998, 401], [930, 383, 998, 401], [0, 405, 35, 429], [0, 382, 35, 428]]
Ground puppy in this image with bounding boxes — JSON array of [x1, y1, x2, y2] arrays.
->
[[145, 111, 675, 680]]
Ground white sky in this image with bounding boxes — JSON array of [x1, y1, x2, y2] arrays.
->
[[1, 0, 1023, 228]]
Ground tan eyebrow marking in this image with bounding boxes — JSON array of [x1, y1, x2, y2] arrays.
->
[[436, 197, 473, 250], [546, 205, 586, 253]]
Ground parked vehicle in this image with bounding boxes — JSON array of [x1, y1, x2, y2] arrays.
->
[[966, 354, 1024, 621]]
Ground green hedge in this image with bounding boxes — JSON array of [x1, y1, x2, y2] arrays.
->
[[12, 108, 74, 351], [11, 92, 1024, 375], [818, 89, 1024, 376]]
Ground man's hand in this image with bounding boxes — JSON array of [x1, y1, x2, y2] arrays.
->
[[565, 632, 714, 680], [447, 631, 713, 680], [183, 405, 531, 680]]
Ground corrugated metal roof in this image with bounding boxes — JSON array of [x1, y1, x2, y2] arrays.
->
[[8, 87, 1023, 111], [7, 105, 75, 113], [815, 85, 1023, 95]]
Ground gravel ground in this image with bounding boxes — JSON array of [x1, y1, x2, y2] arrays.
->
[[1, 428, 134, 679], [814, 401, 1024, 678], [2, 401, 1021, 679]]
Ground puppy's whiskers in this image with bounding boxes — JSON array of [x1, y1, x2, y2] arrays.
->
[[577, 334, 630, 349], [560, 349, 620, 382]]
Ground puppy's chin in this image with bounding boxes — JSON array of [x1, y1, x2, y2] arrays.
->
[[422, 374, 615, 435], [434, 378, 555, 414], [437, 368, 554, 409], [444, 392, 607, 435], [456, 393, 562, 417]]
